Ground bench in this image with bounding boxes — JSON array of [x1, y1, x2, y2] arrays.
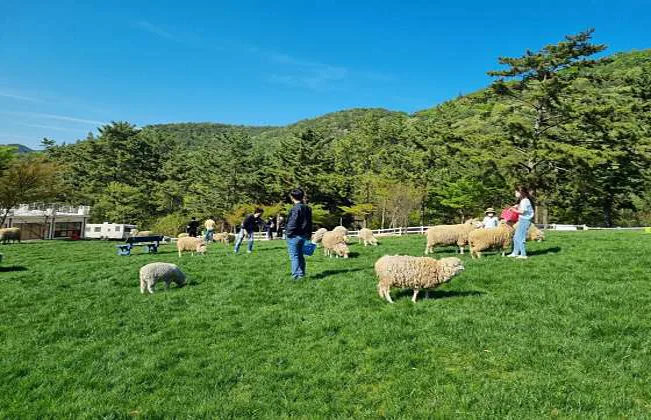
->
[[116, 236, 164, 256]]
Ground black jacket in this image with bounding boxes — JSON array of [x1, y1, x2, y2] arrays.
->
[[241, 214, 261, 234], [285, 203, 313, 238]]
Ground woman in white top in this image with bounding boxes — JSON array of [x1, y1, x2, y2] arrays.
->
[[508, 186, 535, 259], [482, 208, 499, 229]]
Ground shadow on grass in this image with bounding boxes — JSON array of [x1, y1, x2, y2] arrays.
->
[[394, 289, 483, 301], [0, 266, 28, 272], [528, 246, 562, 256], [312, 268, 364, 280]]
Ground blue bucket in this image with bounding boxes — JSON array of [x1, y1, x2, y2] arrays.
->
[[303, 242, 317, 256]]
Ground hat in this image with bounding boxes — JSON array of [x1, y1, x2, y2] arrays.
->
[[485, 207, 495, 214]]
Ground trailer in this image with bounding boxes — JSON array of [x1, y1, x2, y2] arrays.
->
[[85, 222, 137, 240]]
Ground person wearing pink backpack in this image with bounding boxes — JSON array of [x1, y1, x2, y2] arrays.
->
[[507, 185, 535, 259]]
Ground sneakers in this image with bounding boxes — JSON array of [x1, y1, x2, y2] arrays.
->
[[246, 250, 252, 254], [507, 254, 517, 258], [517, 255, 528, 259]]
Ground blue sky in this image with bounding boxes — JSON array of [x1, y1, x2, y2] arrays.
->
[[1, 0, 649, 148]]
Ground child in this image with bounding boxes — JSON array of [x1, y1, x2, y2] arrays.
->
[[482, 208, 499, 229]]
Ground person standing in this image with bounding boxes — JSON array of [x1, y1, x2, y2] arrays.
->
[[204, 216, 216, 242], [285, 189, 313, 280], [234, 208, 264, 254], [508, 186, 535, 259], [276, 216, 286, 239], [187, 217, 200, 237], [264, 217, 275, 240]]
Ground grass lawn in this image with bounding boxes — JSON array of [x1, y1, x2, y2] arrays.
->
[[1, 231, 650, 418]]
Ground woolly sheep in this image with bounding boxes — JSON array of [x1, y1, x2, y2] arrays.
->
[[139, 262, 186, 294], [177, 233, 189, 238], [514, 222, 545, 242], [132, 230, 154, 237], [375, 255, 465, 303], [424, 219, 482, 255], [322, 230, 348, 258], [176, 236, 207, 257], [358, 228, 378, 246], [0, 228, 21, 244], [468, 221, 515, 259], [333, 226, 348, 242], [311, 228, 328, 245], [329, 242, 350, 258], [214, 232, 236, 245]]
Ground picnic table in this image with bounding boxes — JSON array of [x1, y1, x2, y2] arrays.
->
[[116, 235, 164, 256]]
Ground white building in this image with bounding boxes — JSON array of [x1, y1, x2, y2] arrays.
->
[[84, 222, 137, 240], [1, 203, 91, 240]]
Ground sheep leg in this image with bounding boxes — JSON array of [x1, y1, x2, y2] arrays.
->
[[178, 250, 182, 257], [140, 278, 146, 294], [412, 289, 419, 303], [458, 245, 464, 254], [147, 281, 155, 294], [384, 288, 394, 303]]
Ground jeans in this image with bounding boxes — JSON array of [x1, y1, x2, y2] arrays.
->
[[512, 218, 531, 256], [234, 231, 254, 253], [205, 229, 214, 242], [286, 236, 307, 279]]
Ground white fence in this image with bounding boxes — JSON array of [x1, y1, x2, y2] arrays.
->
[[172, 223, 648, 243]]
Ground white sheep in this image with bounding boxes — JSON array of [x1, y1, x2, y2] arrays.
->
[[176, 236, 207, 257], [375, 255, 465, 303], [0, 228, 21, 244], [358, 228, 378, 246], [311, 228, 328, 246], [424, 219, 482, 254], [468, 221, 515, 258], [132, 230, 154, 237], [333, 226, 349, 242], [177, 233, 189, 238], [322, 230, 349, 258], [139, 262, 186, 294]]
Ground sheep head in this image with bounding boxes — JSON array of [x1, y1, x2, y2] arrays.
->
[[437, 257, 465, 282]]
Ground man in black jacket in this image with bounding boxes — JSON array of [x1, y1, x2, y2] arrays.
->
[[234, 208, 264, 254], [285, 189, 313, 279]]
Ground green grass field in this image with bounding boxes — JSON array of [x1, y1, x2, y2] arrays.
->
[[1, 231, 650, 418]]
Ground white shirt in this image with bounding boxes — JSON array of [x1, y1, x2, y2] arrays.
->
[[482, 216, 499, 228], [518, 198, 534, 220]]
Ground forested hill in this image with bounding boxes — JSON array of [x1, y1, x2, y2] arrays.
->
[[34, 33, 651, 231], [144, 108, 404, 148]]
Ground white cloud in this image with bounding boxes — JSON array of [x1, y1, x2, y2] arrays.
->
[[0, 91, 43, 103], [133, 20, 177, 41], [1, 111, 105, 126]]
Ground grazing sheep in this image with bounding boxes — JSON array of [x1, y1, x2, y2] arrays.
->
[[311, 228, 328, 246], [132, 230, 154, 237], [375, 255, 465, 303], [322, 230, 348, 258], [176, 236, 207, 257], [328, 242, 350, 258], [424, 219, 482, 255], [333, 226, 348, 242], [0, 228, 21, 244], [139, 262, 186, 294], [468, 221, 515, 259], [177, 233, 189, 238], [514, 222, 545, 242], [214, 232, 236, 245], [358, 228, 378, 246]]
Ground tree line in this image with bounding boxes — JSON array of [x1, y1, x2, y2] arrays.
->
[[5, 30, 648, 233]]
